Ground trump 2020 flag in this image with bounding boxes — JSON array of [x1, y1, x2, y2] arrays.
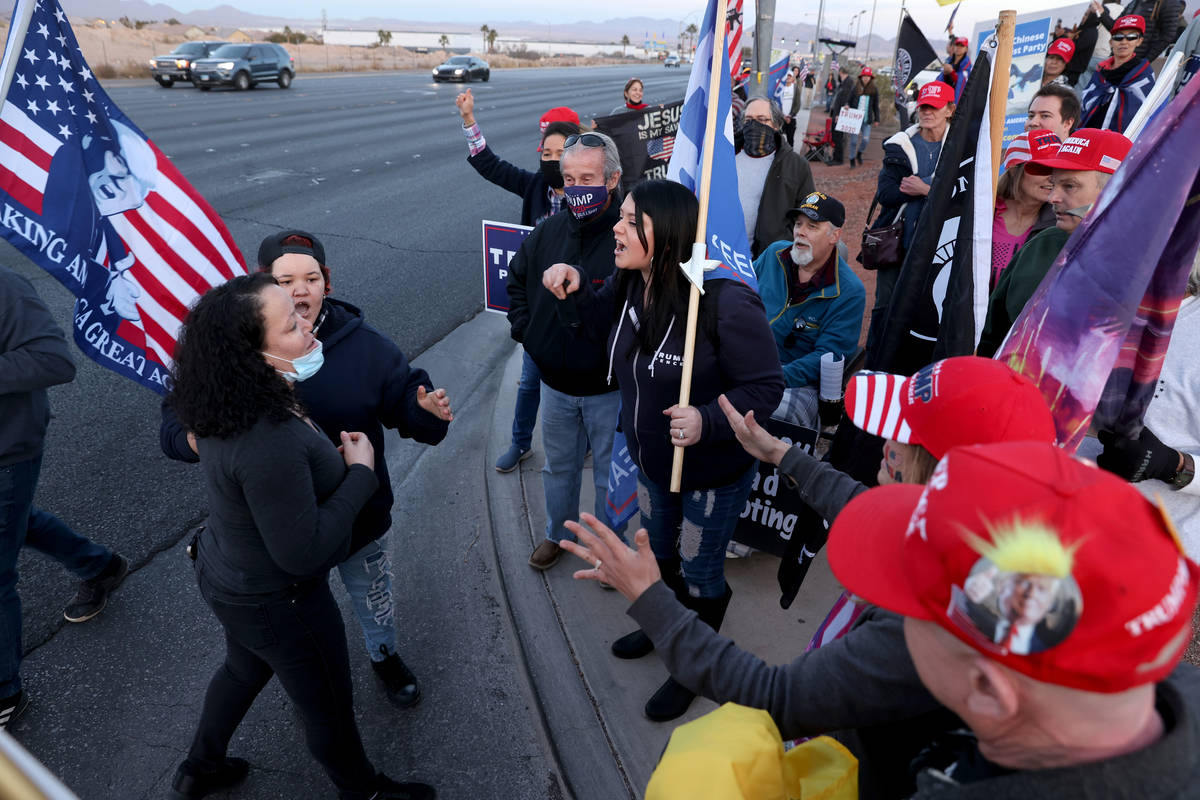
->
[[666, 0, 757, 290], [768, 52, 790, 103], [997, 74, 1200, 453], [0, 0, 245, 393]]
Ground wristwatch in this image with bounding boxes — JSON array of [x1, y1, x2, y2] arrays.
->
[[1173, 453, 1195, 490]]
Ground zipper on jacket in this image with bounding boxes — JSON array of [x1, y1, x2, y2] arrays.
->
[[631, 348, 644, 468]]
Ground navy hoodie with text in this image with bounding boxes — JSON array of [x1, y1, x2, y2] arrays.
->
[[574, 272, 783, 491], [161, 297, 448, 551]]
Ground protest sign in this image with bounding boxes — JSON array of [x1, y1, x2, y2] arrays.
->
[[972, 4, 1087, 149], [594, 101, 684, 193], [835, 107, 865, 134], [481, 220, 532, 314], [731, 417, 820, 557]]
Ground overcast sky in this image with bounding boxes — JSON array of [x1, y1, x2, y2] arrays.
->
[[156, 0, 1102, 44]]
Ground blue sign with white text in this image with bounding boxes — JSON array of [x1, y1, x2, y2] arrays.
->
[[482, 220, 532, 314]]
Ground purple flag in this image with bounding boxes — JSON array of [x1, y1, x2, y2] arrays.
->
[[996, 77, 1200, 452]]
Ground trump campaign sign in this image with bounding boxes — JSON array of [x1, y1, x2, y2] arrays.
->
[[482, 219, 532, 314]]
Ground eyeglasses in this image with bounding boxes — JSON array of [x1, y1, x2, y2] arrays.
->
[[564, 133, 606, 148], [1110, 33, 1142, 41]]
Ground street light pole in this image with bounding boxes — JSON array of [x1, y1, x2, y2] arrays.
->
[[865, 0, 878, 61]]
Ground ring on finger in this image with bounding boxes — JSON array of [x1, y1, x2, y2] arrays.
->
[[593, 560, 603, 571]]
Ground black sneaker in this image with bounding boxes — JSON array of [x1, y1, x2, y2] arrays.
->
[[369, 774, 435, 800], [168, 757, 250, 799], [64, 554, 128, 623], [371, 646, 421, 708], [0, 690, 29, 730]]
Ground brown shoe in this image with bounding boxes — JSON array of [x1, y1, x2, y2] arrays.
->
[[528, 539, 562, 570]]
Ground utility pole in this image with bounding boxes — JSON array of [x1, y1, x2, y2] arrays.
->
[[752, 0, 776, 96], [865, 0, 877, 61]]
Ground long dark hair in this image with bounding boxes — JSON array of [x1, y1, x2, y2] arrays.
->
[[169, 272, 303, 439], [615, 179, 712, 356]]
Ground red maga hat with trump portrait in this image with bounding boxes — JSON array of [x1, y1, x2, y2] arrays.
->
[[827, 442, 1200, 693]]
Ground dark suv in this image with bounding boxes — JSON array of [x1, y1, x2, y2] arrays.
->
[[149, 41, 228, 87], [190, 43, 295, 91]]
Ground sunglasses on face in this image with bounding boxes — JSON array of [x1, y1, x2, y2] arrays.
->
[[564, 133, 606, 148], [1111, 33, 1142, 41]]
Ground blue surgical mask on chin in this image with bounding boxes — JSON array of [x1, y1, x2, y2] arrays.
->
[[563, 184, 609, 221], [264, 339, 324, 383]]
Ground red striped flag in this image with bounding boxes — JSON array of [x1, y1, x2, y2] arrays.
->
[[0, 0, 245, 392], [726, 0, 744, 83]]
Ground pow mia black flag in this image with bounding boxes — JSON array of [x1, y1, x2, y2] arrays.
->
[[892, 13, 940, 128]]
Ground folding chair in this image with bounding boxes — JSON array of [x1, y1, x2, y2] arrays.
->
[[802, 118, 834, 165]]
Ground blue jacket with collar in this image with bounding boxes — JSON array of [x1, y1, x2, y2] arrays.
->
[[753, 240, 866, 389]]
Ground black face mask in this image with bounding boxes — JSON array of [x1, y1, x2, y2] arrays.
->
[[540, 159, 565, 189], [742, 119, 778, 157]]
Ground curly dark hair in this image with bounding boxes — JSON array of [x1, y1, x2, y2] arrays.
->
[[168, 272, 304, 439]]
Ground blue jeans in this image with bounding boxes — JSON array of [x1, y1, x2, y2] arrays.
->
[[540, 383, 622, 542], [0, 456, 113, 697], [850, 123, 872, 157], [335, 535, 396, 662], [637, 464, 757, 599], [511, 350, 541, 451]]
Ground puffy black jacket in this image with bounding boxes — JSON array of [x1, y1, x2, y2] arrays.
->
[[467, 145, 553, 227], [506, 200, 622, 397]]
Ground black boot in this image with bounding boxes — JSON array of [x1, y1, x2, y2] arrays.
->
[[644, 584, 733, 722], [371, 645, 421, 708], [611, 558, 683, 659], [169, 758, 250, 800]]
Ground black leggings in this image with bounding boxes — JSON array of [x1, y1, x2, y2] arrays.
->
[[187, 575, 376, 798]]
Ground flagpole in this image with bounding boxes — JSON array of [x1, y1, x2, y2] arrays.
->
[[670, 0, 729, 492], [0, 0, 36, 102], [989, 11, 1016, 198]]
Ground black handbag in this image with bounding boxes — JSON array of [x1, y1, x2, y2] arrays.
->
[[859, 196, 907, 271]]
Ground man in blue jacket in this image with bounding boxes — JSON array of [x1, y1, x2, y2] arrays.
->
[[753, 192, 866, 428]]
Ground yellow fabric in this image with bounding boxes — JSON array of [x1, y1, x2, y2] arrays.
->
[[645, 703, 858, 800]]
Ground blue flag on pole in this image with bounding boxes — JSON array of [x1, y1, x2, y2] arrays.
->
[[605, 0, 758, 530], [768, 52, 790, 103], [666, 0, 757, 290]]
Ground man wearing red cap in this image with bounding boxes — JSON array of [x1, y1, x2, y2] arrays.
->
[[1080, 14, 1157, 131], [1043, 38, 1075, 87], [978, 128, 1131, 357], [827, 441, 1200, 797]]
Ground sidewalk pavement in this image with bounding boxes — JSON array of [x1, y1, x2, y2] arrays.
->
[[482, 316, 845, 798]]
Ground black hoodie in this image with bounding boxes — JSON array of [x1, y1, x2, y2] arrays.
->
[[574, 272, 783, 491], [161, 297, 447, 551], [506, 199, 622, 396]]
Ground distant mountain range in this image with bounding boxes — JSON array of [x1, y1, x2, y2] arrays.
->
[[60, 0, 902, 54]]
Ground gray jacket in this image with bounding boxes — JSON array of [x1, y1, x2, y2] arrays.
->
[[0, 266, 76, 467]]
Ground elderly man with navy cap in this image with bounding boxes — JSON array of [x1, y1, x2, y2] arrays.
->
[[752, 191, 865, 428]]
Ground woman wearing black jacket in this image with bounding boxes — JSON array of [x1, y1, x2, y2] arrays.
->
[[541, 180, 783, 722], [162, 231, 452, 713], [455, 89, 583, 472], [166, 273, 433, 800]]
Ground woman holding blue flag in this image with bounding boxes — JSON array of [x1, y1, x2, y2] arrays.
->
[[541, 179, 783, 722]]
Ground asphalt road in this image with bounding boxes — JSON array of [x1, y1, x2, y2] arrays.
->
[[3, 63, 690, 797]]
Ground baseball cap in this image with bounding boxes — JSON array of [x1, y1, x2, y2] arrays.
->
[[1112, 14, 1146, 33], [258, 229, 326, 268], [954, 36, 969, 46], [1001, 129, 1062, 172], [787, 190, 846, 228], [1028, 128, 1131, 174], [916, 81, 954, 109], [860, 66, 874, 77], [539, 106, 580, 133], [827, 442, 1199, 693], [1047, 37, 1076, 62], [845, 356, 1055, 459]]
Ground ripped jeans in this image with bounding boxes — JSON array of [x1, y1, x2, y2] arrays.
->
[[335, 535, 396, 662], [636, 464, 757, 599]]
